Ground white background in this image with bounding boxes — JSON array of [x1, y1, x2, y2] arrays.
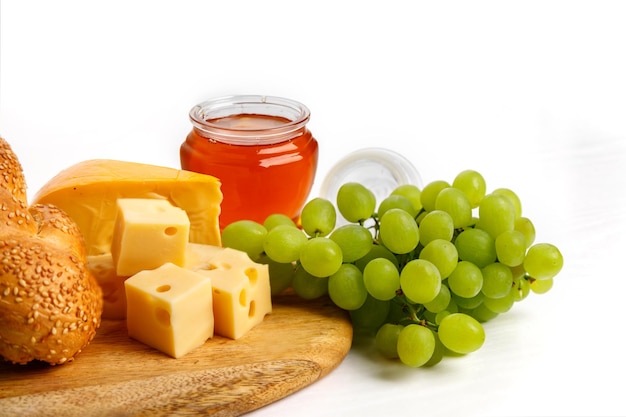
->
[[2, 1, 626, 416]]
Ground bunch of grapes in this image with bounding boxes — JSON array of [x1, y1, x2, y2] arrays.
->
[[222, 169, 563, 368]]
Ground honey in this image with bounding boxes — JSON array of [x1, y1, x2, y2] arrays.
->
[[180, 95, 319, 229]]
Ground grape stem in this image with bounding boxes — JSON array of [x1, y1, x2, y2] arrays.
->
[[392, 292, 438, 331]]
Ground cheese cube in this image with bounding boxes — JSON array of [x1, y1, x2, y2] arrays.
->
[[87, 253, 128, 320], [112, 198, 190, 276], [184, 242, 225, 271], [124, 262, 213, 358], [195, 248, 272, 339]]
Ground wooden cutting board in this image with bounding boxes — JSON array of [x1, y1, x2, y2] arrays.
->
[[0, 293, 352, 416]]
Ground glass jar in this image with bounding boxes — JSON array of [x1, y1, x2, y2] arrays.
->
[[180, 95, 319, 229]]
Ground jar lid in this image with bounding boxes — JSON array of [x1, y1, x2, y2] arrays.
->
[[319, 147, 423, 208]]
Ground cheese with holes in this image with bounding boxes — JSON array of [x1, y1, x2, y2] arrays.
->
[[195, 247, 272, 339], [32, 159, 222, 256], [184, 242, 225, 270], [124, 262, 213, 358], [112, 198, 190, 276]]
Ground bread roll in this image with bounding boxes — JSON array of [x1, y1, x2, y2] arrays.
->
[[0, 137, 103, 365]]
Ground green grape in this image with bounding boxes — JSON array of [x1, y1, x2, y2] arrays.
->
[[379, 208, 419, 255], [523, 243, 563, 280], [257, 254, 295, 296], [451, 291, 484, 309], [420, 180, 450, 212], [492, 187, 522, 218], [434, 187, 473, 229], [328, 263, 368, 310], [350, 295, 391, 331], [437, 313, 485, 354], [447, 260, 483, 298], [418, 239, 458, 279], [397, 324, 436, 368], [263, 224, 308, 263], [495, 230, 527, 267], [476, 193, 516, 239], [452, 169, 487, 208], [418, 210, 454, 246], [300, 197, 336, 237], [423, 330, 445, 367], [385, 297, 407, 324], [483, 289, 515, 313], [512, 275, 531, 301], [423, 309, 437, 324], [424, 283, 451, 313], [454, 228, 497, 268], [481, 262, 513, 299], [292, 266, 328, 300], [363, 257, 400, 301], [435, 309, 454, 325], [510, 263, 526, 279], [336, 182, 376, 223], [391, 184, 423, 213], [469, 303, 499, 323], [375, 323, 403, 359], [300, 237, 343, 278], [329, 224, 373, 263], [221, 220, 268, 261], [354, 243, 399, 271], [515, 216, 536, 248], [263, 213, 297, 231], [377, 194, 418, 219], [400, 259, 441, 304], [416, 210, 429, 225], [530, 277, 554, 294]]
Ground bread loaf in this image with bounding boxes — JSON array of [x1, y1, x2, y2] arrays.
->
[[0, 137, 103, 365]]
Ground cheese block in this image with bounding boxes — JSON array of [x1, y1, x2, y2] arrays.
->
[[32, 159, 222, 256], [124, 262, 214, 359], [112, 198, 190, 276], [87, 253, 128, 320], [195, 248, 272, 339]]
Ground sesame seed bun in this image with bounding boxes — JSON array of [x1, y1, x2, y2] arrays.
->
[[0, 137, 103, 365]]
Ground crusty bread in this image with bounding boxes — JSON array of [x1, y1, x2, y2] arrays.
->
[[0, 137, 103, 365]]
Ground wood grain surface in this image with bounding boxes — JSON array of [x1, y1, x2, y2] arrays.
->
[[0, 293, 352, 416]]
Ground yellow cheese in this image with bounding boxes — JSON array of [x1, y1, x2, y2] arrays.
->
[[184, 242, 225, 271], [32, 159, 222, 256], [124, 262, 214, 359], [195, 248, 272, 340], [87, 253, 128, 320], [112, 198, 190, 276]]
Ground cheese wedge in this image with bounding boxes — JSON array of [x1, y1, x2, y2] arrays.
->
[[32, 159, 222, 256]]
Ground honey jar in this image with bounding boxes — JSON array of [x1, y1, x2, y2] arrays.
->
[[180, 95, 319, 229]]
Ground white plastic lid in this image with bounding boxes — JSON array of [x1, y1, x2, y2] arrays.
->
[[319, 147, 422, 206]]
